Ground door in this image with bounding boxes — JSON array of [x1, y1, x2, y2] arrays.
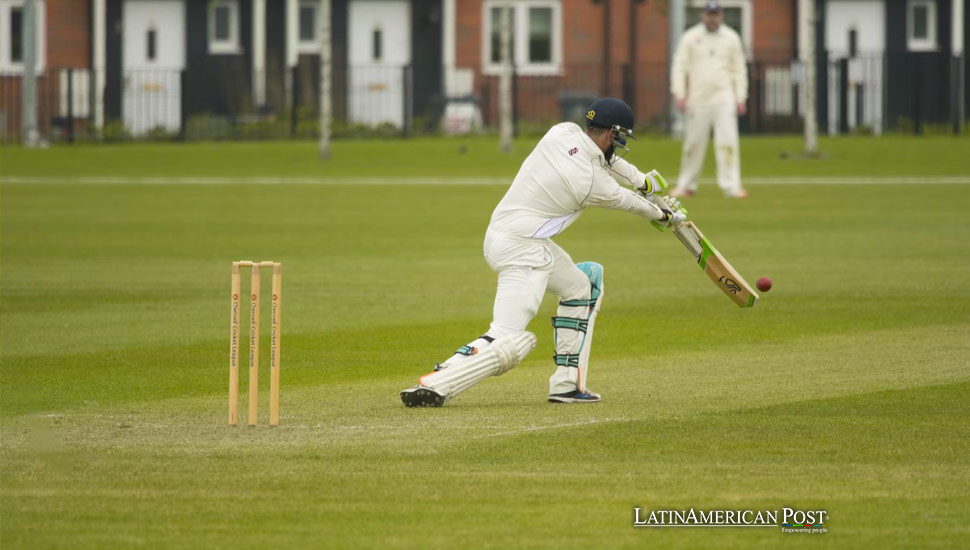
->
[[824, 0, 885, 133], [123, 0, 185, 136], [348, 0, 411, 128]]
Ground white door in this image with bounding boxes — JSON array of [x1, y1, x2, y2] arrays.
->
[[123, 0, 185, 135], [348, 0, 411, 128], [824, 0, 885, 133]]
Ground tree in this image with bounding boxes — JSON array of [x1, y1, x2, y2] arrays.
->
[[800, 0, 818, 155], [21, 0, 39, 147], [498, 0, 513, 153], [319, 0, 332, 159]]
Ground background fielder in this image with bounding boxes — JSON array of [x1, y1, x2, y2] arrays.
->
[[670, 1, 749, 198], [401, 98, 685, 407]]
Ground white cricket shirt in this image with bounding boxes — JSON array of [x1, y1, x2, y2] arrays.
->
[[671, 23, 748, 107], [487, 122, 664, 241]]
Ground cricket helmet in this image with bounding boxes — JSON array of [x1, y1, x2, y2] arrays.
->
[[584, 97, 636, 162]]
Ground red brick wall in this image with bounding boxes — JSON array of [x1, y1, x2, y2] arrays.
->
[[563, 1, 607, 66], [0, 1, 90, 141], [455, 0, 483, 68], [47, 0, 90, 68], [752, 0, 795, 60], [634, 1, 673, 127], [457, 0, 795, 128], [0, 73, 62, 140]]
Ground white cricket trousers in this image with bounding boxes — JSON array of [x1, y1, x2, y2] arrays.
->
[[482, 230, 591, 393], [676, 102, 742, 195]]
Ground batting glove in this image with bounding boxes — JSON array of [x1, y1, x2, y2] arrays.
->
[[638, 169, 669, 196], [650, 195, 688, 231]]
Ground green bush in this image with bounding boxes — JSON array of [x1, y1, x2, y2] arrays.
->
[[184, 113, 233, 140], [232, 116, 289, 140], [330, 119, 402, 139], [145, 125, 178, 141], [99, 120, 130, 143]]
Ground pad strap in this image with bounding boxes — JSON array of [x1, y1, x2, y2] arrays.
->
[[421, 332, 537, 400], [559, 298, 598, 308], [551, 316, 589, 333], [553, 354, 580, 368], [454, 335, 494, 356], [454, 345, 476, 356]]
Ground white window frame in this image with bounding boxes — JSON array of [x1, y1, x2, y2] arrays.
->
[[906, 0, 937, 51], [208, 0, 241, 55], [481, 0, 562, 76], [296, 0, 319, 54], [687, 0, 752, 59], [0, 0, 47, 73]]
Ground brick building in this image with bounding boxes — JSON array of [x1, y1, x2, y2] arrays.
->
[[3, 0, 964, 141], [0, 0, 91, 140], [446, 0, 796, 131]]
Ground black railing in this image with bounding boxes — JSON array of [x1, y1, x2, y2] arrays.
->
[[1, 52, 965, 144], [1, 68, 93, 143]]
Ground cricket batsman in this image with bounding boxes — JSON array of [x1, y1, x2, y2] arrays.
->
[[669, 0, 749, 198], [401, 98, 686, 407]]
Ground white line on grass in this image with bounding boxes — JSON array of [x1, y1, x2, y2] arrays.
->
[[4, 176, 970, 185], [473, 417, 630, 439]]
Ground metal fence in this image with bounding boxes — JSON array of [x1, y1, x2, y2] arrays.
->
[[1, 68, 93, 143], [748, 51, 967, 135], [1, 53, 966, 144]]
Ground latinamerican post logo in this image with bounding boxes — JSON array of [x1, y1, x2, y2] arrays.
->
[[633, 507, 828, 533]]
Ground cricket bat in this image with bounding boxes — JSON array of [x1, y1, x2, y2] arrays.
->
[[639, 171, 758, 307], [667, 220, 759, 308]]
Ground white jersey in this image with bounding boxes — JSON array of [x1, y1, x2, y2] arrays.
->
[[487, 122, 664, 241], [671, 23, 747, 107]]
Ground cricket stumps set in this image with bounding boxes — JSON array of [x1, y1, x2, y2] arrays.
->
[[229, 261, 282, 426]]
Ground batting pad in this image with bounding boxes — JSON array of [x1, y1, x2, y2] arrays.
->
[[420, 331, 537, 402], [551, 262, 604, 394]]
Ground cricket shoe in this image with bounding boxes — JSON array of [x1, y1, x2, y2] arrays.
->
[[548, 389, 601, 404], [725, 189, 748, 198], [400, 385, 446, 408], [669, 188, 695, 198]]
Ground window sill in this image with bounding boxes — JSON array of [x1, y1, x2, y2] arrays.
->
[[296, 42, 320, 54], [906, 42, 937, 52], [481, 63, 563, 77], [0, 64, 48, 74], [209, 43, 244, 55]]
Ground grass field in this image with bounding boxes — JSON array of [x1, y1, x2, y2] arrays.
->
[[2, 136, 970, 548]]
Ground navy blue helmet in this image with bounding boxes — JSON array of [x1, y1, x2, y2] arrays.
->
[[584, 97, 636, 162]]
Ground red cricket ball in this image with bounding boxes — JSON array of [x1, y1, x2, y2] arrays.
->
[[757, 277, 772, 292]]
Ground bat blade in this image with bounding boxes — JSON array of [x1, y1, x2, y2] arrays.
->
[[700, 249, 759, 307], [674, 222, 759, 308]]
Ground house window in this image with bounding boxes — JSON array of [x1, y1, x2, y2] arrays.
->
[[297, 0, 320, 52], [208, 0, 240, 54], [372, 28, 382, 61], [10, 7, 22, 62], [214, 6, 230, 39], [147, 28, 157, 62], [482, 0, 561, 75], [299, 3, 315, 42], [488, 5, 513, 64], [907, 0, 936, 51], [686, 0, 752, 59], [528, 7, 551, 63], [0, 0, 47, 72]]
